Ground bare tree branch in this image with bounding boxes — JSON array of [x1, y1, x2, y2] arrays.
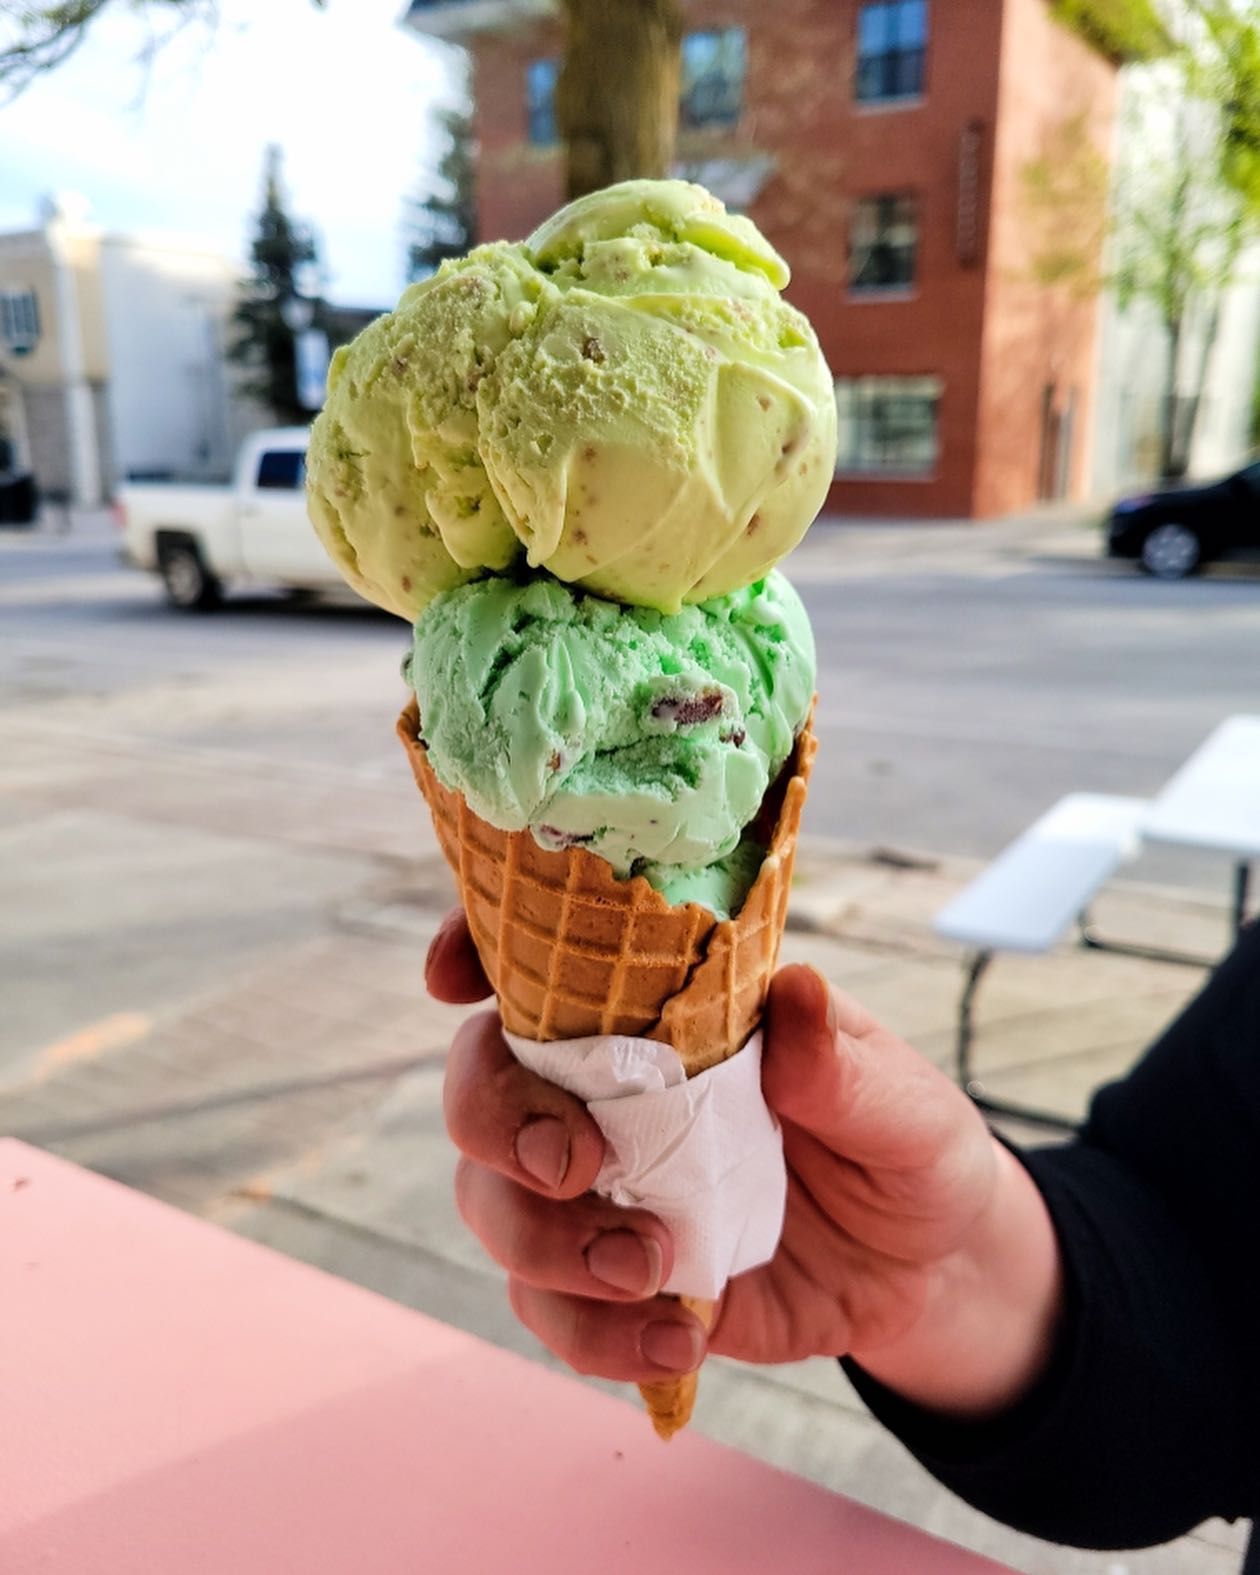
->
[[1, 0, 323, 102]]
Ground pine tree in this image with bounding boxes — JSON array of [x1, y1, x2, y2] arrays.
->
[[229, 145, 324, 426], [407, 100, 477, 280]]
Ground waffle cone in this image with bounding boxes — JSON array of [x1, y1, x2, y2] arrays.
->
[[398, 698, 817, 1435]]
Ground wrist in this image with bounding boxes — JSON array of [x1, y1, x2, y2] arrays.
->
[[852, 1140, 1064, 1420]]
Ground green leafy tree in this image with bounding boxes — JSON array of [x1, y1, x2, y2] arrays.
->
[[1049, 0, 1173, 63], [1191, 0, 1260, 219], [1110, 89, 1248, 477], [229, 145, 324, 427], [407, 94, 476, 280], [1031, 0, 1260, 479]]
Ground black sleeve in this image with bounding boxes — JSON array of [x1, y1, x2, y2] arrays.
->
[[843, 920, 1260, 1550]]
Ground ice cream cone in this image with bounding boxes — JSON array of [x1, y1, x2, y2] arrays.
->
[[398, 697, 817, 1435]]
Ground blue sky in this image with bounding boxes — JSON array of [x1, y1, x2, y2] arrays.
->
[[0, 0, 459, 307]]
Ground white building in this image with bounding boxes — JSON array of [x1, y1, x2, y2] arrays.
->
[[0, 197, 265, 505]]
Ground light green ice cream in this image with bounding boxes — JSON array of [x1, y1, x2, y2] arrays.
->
[[307, 180, 837, 620], [406, 569, 815, 918], [306, 247, 538, 618]]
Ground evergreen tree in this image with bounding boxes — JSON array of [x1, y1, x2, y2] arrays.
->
[[407, 99, 477, 280], [230, 145, 324, 427]]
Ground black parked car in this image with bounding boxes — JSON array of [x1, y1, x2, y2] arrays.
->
[[1105, 458, 1260, 579]]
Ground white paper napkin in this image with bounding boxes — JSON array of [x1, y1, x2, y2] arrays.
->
[[504, 1029, 787, 1302]]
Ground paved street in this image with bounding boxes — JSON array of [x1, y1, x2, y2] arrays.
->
[[6, 508, 1258, 885], [2, 508, 1256, 1575], [791, 515, 1260, 889]]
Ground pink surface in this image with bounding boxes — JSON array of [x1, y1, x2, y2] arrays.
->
[[0, 1140, 1013, 1574]]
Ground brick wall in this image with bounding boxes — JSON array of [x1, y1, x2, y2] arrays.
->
[[759, 0, 1001, 518], [973, 0, 1116, 516], [468, 0, 1116, 520], [474, 17, 567, 241]]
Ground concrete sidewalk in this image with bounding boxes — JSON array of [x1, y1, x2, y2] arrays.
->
[[3, 824, 1241, 1574]]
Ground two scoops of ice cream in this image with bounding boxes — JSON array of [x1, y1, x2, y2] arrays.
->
[[307, 178, 835, 921], [306, 178, 837, 1437]]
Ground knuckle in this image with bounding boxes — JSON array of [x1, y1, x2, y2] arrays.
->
[[506, 1274, 538, 1337], [442, 1070, 476, 1152], [452, 1155, 482, 1230], [497, 1188, 569, 1281], [443, 1018, 499, 1145], [561, 1299, 607, 1377]]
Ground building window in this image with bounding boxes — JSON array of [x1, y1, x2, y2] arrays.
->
[[835, 376, 942, 475], [526, 58, 560, 146], [256, 449, 306, 491], [0, 288, 40, 356], [680, 29, 747, 130], [850, 195, 917, 291], [528, 30, 747, 146], [856, 0, 928, 103]]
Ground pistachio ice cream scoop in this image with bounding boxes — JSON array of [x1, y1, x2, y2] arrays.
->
[[405, 568, 815, 917], [307, 180, 837, 619]]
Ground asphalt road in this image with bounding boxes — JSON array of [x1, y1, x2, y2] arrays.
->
[[3, 510, 1257, 894]]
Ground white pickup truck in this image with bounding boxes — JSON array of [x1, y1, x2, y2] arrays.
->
[[118, 428, 344, 610]]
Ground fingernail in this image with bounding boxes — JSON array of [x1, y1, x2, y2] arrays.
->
[[514, 1117, 570, 1190], [585, 1231, 662, 1296], [806, 966, 837, 1036], [641, 1320, 704, 1373]]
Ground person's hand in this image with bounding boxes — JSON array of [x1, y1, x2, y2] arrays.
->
[[427, 907, 1063, 1416]]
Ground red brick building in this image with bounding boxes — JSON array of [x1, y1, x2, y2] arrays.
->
[[404, 0, 1120, 519]]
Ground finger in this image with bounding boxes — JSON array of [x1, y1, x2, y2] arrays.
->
[[509, 1280, 707, 1382], [455, 1160, 674, 1300], [764, 964, 982, 1169], [444, 1009, 605, 1200], [425, 908, 492, 1004]]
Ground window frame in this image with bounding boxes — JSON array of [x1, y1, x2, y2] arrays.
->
[[854, 0, 929, 107], [0, 288, 41, 355], [834, 375, 943, 479], [848, 192, 919, 296], [679, 27, 748, 132], [525, 57, 560, 147], [527, 27, 749, 147]]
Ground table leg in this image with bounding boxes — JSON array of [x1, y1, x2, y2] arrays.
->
[[955, 950, 991, 1099], [1233, 861, 1251, 938], [954, 951, 1079, 1134]]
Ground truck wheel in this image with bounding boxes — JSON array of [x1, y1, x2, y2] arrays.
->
[[159, 541, 222, 610]]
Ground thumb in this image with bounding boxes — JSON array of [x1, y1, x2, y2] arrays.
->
[[763, 964, 975, 1169]]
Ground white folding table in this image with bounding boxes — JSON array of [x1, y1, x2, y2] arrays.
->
[[1141, 714, 1260, 937], [933, 716, 1260, 1131]]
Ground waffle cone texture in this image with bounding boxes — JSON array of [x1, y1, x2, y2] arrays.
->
[[398, 697, 817, 1434]]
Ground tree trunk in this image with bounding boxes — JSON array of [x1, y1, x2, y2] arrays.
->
[[556, 0, 684, 201], [1177, 221, 1245, 479], [1159, 315, 1184, 481]]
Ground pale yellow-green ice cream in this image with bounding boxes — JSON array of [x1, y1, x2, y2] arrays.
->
[[306, 246, 538, 618], [306, 180, 837, 620]]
